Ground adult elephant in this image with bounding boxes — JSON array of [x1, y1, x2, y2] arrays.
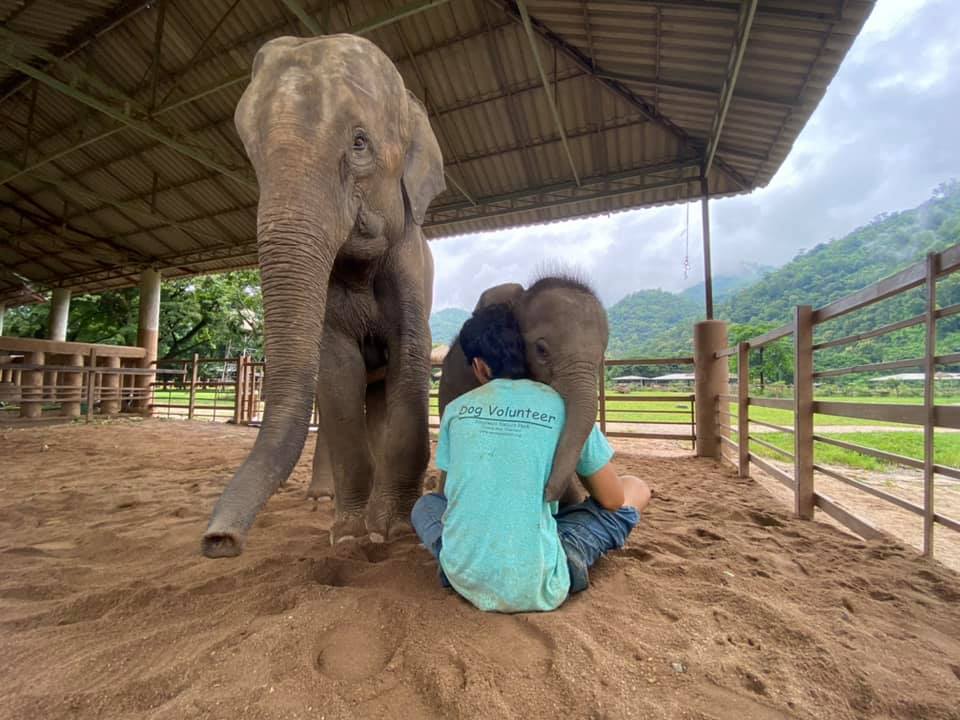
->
[[202, 35, 445, 558], [438, 277, 609, 503]]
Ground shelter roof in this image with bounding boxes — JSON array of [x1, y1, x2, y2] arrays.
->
[[0, 0, 874, 304]]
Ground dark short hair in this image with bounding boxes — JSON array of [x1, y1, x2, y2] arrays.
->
[[458, 304, 528, 380]]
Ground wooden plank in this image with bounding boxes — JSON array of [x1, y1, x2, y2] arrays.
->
[[746, 323, 792, 348], [813, 313, 925, 351], [715, 347, 737, 358], [936, 352, 960, 366], [813, 244, 960, 324], [935, 512, 960, 534], [606, 432, 695, 441], [748, 453, 795, 489], [819, 402, 960, 428], [718, 422, 734, 432], [0, 336, 146, 358], [749, 417, 794, 433], [923, 253, 936, 556], [814, 401, 923, 425], [601, 395, 695, 403], [933, 463, 960, 481], [718, 393, 737, 401], [737, 342, 749, 478], [233, 356, 243, 425], [813, 356, 923, 379], [794, 305, 814, 520], [936, 302, 960, 320], [604, 357, 694, 366], [813, 434, 924, 471], [750, 397, 793, 410], [813, 492, 885, 540], [749, 434, 794, 460], [719, 434, 739, 450], [812, 463, 923, 516]]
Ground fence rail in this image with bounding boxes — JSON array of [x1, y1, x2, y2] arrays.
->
[[716, 246, 960, 561]]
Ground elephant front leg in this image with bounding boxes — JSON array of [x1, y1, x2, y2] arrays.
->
[[306, 404, 334, 500], [318, 332, 374, 543], [366, 336, 431, 543]]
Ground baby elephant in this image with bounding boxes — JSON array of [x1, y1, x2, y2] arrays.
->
[[438, 276, 609, 504]]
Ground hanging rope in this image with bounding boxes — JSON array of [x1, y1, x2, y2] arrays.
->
[[681, 202, 691, 280]]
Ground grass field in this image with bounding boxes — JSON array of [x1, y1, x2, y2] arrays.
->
[[734, 430, 960, 472]]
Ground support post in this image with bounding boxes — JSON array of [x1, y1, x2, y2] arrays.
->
[[923, 252, 937, 556], [46, 287, 72, 402], [0, 301, 5, 335], [188, 352, 199, 420], [135, 268, 161, 413], [793, 305, 814, 520], [85, 349, 97, 422], [700, 177, 714, 320], [21, 350, 44, 418], [737, 341, 750, 477], [693, 320, 728, 459], [233, 356, 244, 424], [100, 356, 121, 414], [48, 287, 71, 341], [61, 352, 83, 418], [598, 359, 607, 434]]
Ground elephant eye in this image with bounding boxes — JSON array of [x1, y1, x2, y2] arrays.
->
[[352, 130, 368, 152], [534, 339, 549, 362]]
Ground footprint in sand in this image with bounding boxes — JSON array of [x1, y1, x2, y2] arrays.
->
[[314, 622, 394, 682]]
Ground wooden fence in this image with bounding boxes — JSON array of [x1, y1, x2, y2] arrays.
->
[[716, 246, 960, 559], [0, 337, 154, 421], [149, 355, 264, 424]]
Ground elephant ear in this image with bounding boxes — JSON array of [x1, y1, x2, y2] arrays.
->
[[474, 283, 525, 312], [402, 90, 445, 226]]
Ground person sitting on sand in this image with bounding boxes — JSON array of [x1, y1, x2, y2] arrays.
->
[[411, 303, 651, 612]]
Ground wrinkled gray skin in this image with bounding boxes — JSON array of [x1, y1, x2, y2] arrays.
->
[[202, 35, 445, 558], [438, 279, 609, 503]]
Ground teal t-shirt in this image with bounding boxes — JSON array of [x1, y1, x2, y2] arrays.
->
[[435, 378, 614, 612]]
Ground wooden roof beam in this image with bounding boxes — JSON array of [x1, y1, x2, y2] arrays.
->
[[0, 29, 256, 190], [703, 0, 758, 177], [516, 0, 581, 187]]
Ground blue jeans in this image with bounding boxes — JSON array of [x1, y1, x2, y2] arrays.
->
[[411, 493, 640, 594]]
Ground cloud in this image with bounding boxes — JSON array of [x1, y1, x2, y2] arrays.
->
[[430, 0, 960, 311]]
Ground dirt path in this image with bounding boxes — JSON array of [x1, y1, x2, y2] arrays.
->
[[2, 420, 959, 720]]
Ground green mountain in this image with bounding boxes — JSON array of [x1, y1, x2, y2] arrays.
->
[[608, 181, 960, 380], [430, 307, 470, 345], [679, 263, 772, 305]]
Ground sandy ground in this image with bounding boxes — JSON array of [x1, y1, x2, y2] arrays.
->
[[2, 419, 960, 720]]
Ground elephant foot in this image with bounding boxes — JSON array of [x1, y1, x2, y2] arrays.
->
[[330, 512, 367, 545], [307, 475, 335, 500], [366, 497, 416, 543], [201, 530, 243, 558]]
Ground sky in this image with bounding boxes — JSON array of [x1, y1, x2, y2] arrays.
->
[[429, 0, 960, 311]]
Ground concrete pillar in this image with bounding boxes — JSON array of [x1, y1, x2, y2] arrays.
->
[[694, 320, 729, 459], [21, 350, 44, 419], [48, 288, 71, 341], [100, 356, 121, 415], [44, 289, 72, 401], [134, 269, 161, 412], [61, 352, 84, 418]]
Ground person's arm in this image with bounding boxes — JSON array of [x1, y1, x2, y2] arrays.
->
[[579, 463, 624, 511], [574, 424, 621, 510]]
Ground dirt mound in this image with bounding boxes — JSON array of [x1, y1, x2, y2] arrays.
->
[[1, 420, 958, 719]]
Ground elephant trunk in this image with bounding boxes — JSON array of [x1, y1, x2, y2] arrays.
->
[[546, 362, 600, 500], [203, 150, 344, 558]]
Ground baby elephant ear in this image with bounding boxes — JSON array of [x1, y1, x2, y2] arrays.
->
[[402, 90, 446, 225], [475, 283, 525, 312]]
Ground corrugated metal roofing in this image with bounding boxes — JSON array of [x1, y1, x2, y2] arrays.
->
[[0, 0, 874, 303]]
